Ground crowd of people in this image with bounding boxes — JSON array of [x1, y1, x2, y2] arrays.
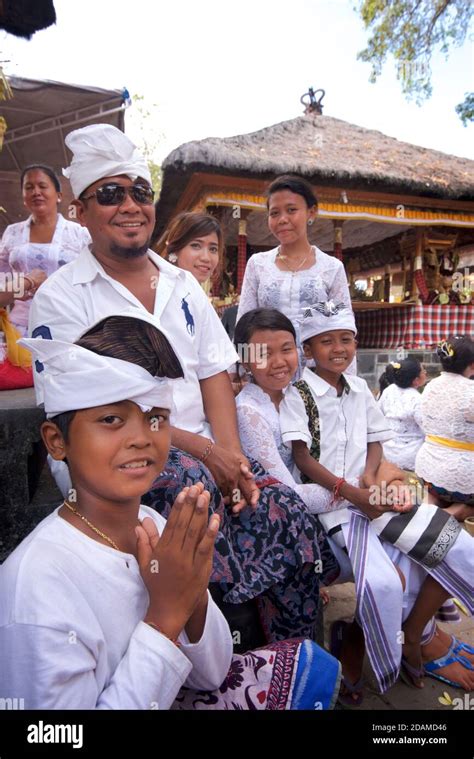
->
[[0, 124, 472, 710]]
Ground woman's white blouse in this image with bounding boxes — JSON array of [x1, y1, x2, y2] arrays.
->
[[415, 372, 474, 493], [0, 214, 90, 334], [236, 246, 354, 372], [237, 246, 351, 326], [378, 384, 424, 471]]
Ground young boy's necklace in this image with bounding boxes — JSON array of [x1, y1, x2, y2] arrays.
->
[[63, 500, 120, 550]]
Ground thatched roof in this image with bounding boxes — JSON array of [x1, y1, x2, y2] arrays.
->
[[155, 114, 474, 234]]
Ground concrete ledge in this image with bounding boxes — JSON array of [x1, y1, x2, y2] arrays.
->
[[358, 349, 440, 393]]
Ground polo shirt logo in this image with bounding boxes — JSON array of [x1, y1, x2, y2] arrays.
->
[[181, 295, 195, 335], [30, 325, 53, 372]]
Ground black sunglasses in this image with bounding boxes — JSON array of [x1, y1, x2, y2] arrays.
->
[[81, 183, 155, 206]]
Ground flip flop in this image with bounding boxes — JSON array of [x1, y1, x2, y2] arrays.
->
[[452, 637, 474, 657], [423, 639, 474, 688], [400, 657, 424, 689], [330, 620, 364, 707]]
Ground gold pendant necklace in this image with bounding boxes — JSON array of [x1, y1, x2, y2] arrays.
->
[[276, 246, 313, 272], [63, 500, 120, 550]]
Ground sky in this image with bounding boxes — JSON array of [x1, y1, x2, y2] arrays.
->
[[1, 0, 473, 163]]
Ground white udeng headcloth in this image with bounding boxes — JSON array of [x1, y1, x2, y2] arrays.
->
[[63, 124, 152, 198], [300, 300, 357, 343], [18, 338, 174, 418]]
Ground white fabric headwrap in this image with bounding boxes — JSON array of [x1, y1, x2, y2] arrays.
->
[[300, 300, 357, 342], [18, 337, 174, 418], [63, 124, 152, 198]]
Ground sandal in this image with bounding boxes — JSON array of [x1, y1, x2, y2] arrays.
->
[[330, 620, 364, 707], [423, 638, 474, 688], [400, 657, 424, 689], [452, 637, 474, 657]]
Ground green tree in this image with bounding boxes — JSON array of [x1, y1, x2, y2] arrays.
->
[[356, 0, 474, 123], [455, 91, 474, 125]]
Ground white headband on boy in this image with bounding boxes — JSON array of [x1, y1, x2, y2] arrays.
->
[[300, 300, 357, 343], [63, 124, 152, 198], [18, 337, 174, 418]]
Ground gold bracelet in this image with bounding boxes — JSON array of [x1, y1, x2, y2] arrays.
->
[[200, 438, 214, 463], [146, 620, 181, 647]]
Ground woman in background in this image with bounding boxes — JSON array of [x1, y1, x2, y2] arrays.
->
[[415, 335, 474, 523], [236, 174, 353, 373], [154, 210, 222, 289], [378, 358, 427, 471], [0, 163, 90, 335]]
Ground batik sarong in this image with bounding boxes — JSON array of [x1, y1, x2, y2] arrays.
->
[[172, 638, 341, 710], [143, 448, 340, 642]]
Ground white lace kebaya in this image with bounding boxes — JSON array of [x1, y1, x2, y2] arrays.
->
[[237, 247, 351, 326], [235, 381, 353, 513], [378, 384, 425, 471], [415, 372, 474, 494], [236, 246, 354, 373], [0, 214, 90, 334]]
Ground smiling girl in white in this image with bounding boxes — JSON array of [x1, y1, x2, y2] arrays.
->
[[155, 211, 221, 287], [236, 175, 353, 373]]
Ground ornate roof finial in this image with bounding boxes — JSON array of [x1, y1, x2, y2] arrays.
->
[[300, 87, 325, 115]]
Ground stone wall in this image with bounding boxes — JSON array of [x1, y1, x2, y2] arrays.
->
[[357, 349, 440, 395]]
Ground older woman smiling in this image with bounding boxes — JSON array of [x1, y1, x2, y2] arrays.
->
[[0, 164, 90, 335]]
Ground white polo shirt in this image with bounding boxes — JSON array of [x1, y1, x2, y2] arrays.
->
[[29, 246, 238, 438], [279, 367, 393, 483]]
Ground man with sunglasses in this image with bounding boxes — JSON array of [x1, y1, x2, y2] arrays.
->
[[29, 124, 258, 512]]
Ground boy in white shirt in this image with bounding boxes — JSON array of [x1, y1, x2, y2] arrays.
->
[[0, 312, 232, 709], [279, 301, 474, 701]]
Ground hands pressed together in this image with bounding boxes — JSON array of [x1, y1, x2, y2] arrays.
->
[[136, 483, 220, 644]]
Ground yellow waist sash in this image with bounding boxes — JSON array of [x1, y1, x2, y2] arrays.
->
[[426, 434, 474, 452]]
